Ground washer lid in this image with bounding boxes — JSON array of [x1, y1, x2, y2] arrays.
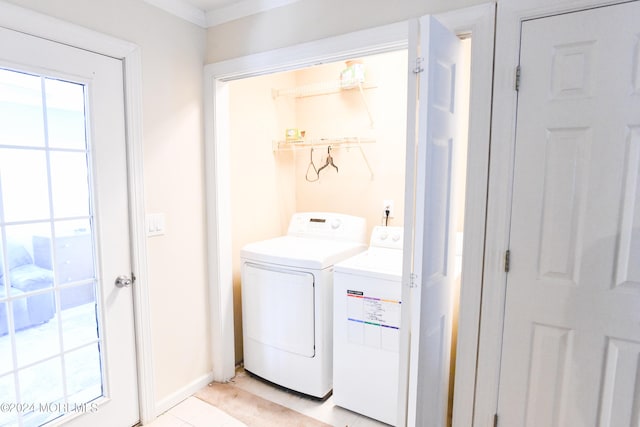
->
[[334, 247, 403, 281], [240, 236, 367, 270]]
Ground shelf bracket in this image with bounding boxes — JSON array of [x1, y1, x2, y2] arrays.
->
[[354, 140, 374, 180], [357, 82, 375, 128]]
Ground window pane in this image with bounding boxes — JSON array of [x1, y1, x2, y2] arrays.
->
[[65, 344, 103, 403], [45, 79, 87, 150], [19, 358, 64, 426], [62, 298, 98, 350], [19, 357, 64, 402], [0, 69, 45, 148], [0, 148, 50, 222], [60, 282, 96, 312], [0, 374, 17, 426], [0, 234, 6, 301], [0, 302, 12, 375], [13, 294, 59, 368], [4, 222, 54, 299], [50, 151, 90, 218], [50, 220, 95, 285]]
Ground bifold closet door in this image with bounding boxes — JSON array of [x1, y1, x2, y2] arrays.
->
[[400, 14, 463, 427]]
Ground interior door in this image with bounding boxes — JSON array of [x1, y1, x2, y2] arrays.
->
[[399, 15, 462, 427], [497, 2, 640, 426], [0, 27, 138, 426]]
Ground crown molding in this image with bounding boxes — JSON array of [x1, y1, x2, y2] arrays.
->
[[144, 0, 303, 28], [142, 0, 207, 27], [205, 0, 300, 27]]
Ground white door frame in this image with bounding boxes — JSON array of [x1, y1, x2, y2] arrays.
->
[[0, 1, 155, 424], [474, 0, 634, 425], [203, 4, 495, 425]]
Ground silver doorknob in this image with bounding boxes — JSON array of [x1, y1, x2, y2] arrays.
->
[[115, 275, 132, 288]]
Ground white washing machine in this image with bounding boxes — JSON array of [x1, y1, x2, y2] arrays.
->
[[333, 225, 404, 425], [240, 212, 367, 399]]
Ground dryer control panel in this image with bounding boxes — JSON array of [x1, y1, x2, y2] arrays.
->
[[287, 212, 367, 243]]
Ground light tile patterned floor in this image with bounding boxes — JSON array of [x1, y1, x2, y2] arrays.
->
[[147, 369, 389, 427], [147, 397, 247, 427]]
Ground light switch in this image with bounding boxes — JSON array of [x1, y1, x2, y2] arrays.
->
[[146, 213, 166, 237]]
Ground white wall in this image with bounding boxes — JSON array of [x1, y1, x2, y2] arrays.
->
[[4, 0, 209, 406], [205, 0, 485, 63]]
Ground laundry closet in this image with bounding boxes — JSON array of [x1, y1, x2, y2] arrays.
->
[[227, 50, 407, 360], [226, 43, 469, 415]]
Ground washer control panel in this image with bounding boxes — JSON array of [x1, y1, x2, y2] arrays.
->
[[370, 226, 404, 250]]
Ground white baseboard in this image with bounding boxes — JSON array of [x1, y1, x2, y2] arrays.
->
[[151, 372, 217, 420]]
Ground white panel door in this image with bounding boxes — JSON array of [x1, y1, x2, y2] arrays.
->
[[400, 15, 462, 427], [0, 27, 138, 426], [497, 2, 640, 426]]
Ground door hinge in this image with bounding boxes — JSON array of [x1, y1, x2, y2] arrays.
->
[[413, 57, 424, 74], [408, 272, 419, 288], [515, 65, 521, 91], [504, 250, 511, 273], [494, 413, 499, 427]]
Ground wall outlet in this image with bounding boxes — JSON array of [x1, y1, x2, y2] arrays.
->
[[383, 199, 394, 218]]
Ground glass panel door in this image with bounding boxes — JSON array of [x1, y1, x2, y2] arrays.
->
[[0, 68, 103, 427]]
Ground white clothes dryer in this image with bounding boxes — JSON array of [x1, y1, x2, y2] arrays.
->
[[240, 212, 367, 399], [333, 226, 404, 425]]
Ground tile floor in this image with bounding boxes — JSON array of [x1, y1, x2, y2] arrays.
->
[[145, 397, 246, 427], [146, 368, 389, 427]]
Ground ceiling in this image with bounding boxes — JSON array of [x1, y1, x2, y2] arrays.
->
[[142, 0, 302, 28]]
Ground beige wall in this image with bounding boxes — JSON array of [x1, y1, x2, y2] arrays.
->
[[205, 0, 485, 63], [228, 72, 297, 364], [294, 51, 408, 235], [5, 0, 208, 405]]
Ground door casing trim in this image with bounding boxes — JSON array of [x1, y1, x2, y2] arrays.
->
[[0, 1, 154, 423]]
